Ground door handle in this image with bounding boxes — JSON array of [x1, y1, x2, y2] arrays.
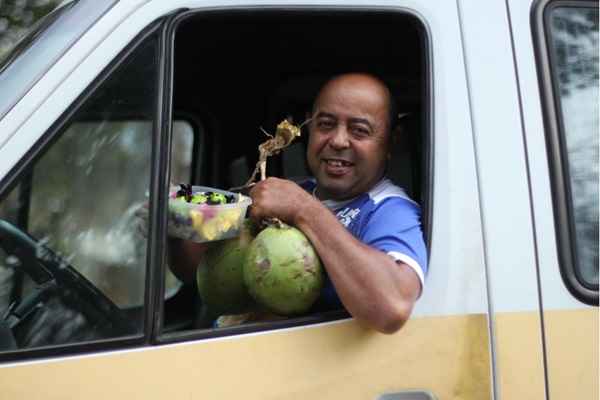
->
[[377, 390, 437, 400]]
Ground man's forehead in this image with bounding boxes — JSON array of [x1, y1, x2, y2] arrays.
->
[[314, 74, 389, 112], [317, 74, 389, 99], [315, 85, 387, 119]]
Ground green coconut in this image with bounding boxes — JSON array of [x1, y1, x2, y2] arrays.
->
[[243, 223, 323, 315], [196, 221, 255, 316]]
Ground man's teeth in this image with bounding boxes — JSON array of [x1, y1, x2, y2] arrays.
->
[[326, 159, 351, 167]]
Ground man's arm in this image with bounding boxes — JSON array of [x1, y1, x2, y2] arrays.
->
[[167, 237, 208, 284], [249, 178, 421, 334]]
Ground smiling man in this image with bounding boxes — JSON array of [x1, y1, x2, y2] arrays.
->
[[249, 73, 427, 334]]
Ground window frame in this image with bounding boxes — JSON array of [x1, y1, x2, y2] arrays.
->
[[172, 114, 205, 185], [0, 0, 118, 121], [154, 6, 434, 345], [532, 0, 599, 305], [0, 19, 167, 363]]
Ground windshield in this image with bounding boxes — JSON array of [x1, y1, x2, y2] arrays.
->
[[0, 0, 73, 67], [0, 0, 116, 121]]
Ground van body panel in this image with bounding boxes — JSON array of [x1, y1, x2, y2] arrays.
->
[[1, 1, 489, 318], [0, 0, 596, 398], [543, 308, 599, 399], [493, 311, 547, 399], [0, 1, 496, 399], [508, 0, 599, 398], [0, 316, 491, 400], [458, 0, 548, 397], [507, 0, 588, 312], [458, 0, 543, 314]]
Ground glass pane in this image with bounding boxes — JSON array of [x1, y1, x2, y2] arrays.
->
[[164, 120, 197, 297], [549, 6, 599, 286], [0, 186, 21, 316], [29, 121, 152, 308], [0, 0, 116, 120], [0, 0, 69, 64], [170, 120, 195, 184], [0, 33, 158, 352]]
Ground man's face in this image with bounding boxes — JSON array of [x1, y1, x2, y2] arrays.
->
[[307, 75, 390, 201]]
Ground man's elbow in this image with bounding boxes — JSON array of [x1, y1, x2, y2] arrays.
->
[[374, 301, 414, 334]]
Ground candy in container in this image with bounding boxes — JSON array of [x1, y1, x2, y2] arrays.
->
[[167, 184, 252, 243]]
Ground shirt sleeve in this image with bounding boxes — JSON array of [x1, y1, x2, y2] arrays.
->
[[359, 197, 428, 290]]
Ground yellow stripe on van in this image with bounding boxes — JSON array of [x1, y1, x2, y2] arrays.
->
[[495, 311, 546, 399], [544, 308, 599, 400], [495, 308, 598, 400], [1, 314, 491, 400]]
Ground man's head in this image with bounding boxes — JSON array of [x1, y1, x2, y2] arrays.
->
[[307, 73, 395, 201]]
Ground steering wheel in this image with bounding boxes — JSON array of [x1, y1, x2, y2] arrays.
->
[[0, 220, 135, 348]]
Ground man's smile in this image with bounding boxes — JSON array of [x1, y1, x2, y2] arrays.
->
[[322, 158, 354, 176], [323, 158, 354, 167]]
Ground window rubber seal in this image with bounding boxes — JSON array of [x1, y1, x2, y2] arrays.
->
[[0, 19, 166, 364], [531, 0, 599, 305], [152, 5, 434, 345]]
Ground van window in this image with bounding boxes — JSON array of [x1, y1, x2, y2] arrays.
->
[[171, 120, 196, 184], [161, 10, 430, 339], [545, 5, 599, 290], [0, 0, 67, 65], [0, 0, 116, 120], [0, 31, 159, 354]]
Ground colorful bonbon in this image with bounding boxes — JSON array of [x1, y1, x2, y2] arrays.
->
[[167, 184, 252, 243]]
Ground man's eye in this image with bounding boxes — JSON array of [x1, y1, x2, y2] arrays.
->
[[351, 126, 369, 137], [318, 120, 335, 130]]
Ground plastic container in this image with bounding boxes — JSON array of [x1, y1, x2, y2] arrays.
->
[[167, 186, 252, 243]]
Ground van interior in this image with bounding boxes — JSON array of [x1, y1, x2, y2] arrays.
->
[[172, 10, 426, 197], [163, 10, 429, 336]]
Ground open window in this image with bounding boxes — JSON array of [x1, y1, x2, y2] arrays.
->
[[161, 9, 431, 340]]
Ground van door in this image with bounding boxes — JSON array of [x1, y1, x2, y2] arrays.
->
[[510, 0, 599, 398], [1, 2, 497, 399], [153, 5, 494, 400], [457, 0, 551, 398]]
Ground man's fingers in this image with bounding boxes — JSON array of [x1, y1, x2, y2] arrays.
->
[[134, 209, 149, 221], [133, 202, 150, 238], [247, 203, 264, 222], [133, 202, 149, 218]]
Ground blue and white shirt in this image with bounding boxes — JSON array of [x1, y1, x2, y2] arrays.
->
[[301, 178, 428, 306]]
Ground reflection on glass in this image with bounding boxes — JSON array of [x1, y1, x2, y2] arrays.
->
[[0, 33, 158, 352], [0, 0, 67, 64], [550, 7, 599, 285], [171, 121, 195, 184], [0, 187, 22, 317], [30, 121, 152, 308]]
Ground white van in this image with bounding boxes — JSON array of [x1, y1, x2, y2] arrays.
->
[[0, 0, 597, 399]]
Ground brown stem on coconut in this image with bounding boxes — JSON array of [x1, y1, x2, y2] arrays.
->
[[244, 118, 310, 229], [244, 118, 306, 187]]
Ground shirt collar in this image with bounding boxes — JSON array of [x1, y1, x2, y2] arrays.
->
[[313, 178, 389, 211]]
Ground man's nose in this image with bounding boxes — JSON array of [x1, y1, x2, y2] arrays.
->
[[329, 126, 350, 149]]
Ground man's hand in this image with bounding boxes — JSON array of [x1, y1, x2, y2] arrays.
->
[[132, 200, 207, 284], [132, 202, 150, 238], [250, 177, 420, 334], [248, 178, 315, 225]]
